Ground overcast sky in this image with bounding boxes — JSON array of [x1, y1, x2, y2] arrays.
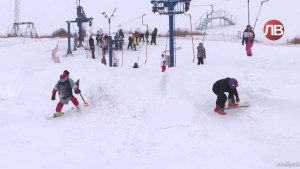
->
[[1, 0, 299, 40]]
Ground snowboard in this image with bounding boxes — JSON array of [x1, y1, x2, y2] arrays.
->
[[220, 105, 250, 111]]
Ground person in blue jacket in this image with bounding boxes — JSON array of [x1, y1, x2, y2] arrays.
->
[[242, 25, 255, 56]]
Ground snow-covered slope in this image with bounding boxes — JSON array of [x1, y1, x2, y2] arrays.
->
[[0, 36, 299, 169]]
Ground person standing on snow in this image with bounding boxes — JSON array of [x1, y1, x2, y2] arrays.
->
[[127, 35, 133, 50], [197, 42, 206, 65], [212, 78, 240, 115], [132, 34, 137, 51], [145, 30, 150, 43], [118, 29, 124, 39], [134, 31, 140, 45], [151, 28, 157, 45], [242, 25, 255, 56], [89, 35, 95, 59], [161, 54, 167, 72], [96, 30, 101, 46], [51, 70, 81, 117]]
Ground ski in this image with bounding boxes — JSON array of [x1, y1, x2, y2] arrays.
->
[[46, 107, 80, 120]]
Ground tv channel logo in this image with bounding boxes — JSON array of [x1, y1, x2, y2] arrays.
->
[[263, 20, 284, 40]]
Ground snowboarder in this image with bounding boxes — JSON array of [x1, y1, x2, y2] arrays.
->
[[51, 70, 81, 117], [161, 54, 167, 72], [89, 35, 95, 59], [212, 78, 240, 115], [197, 42, 206, 65], [242, 25, 255, 56]]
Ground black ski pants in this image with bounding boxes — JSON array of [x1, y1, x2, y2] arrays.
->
[[197, 57, 204, 65], [212, 88, 235, 108]]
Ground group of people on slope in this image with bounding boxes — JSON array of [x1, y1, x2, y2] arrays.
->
[[55, 25, 254, 116], [195, 24, 255, 65], [87, 28, 158, 67]]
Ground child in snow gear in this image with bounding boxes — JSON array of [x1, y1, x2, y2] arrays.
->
[[212, 78, 240, 115], [197, 43, 206, 65], [161, 54, 167, 72], [242, 25, 255, 56], [89, 35, 95, 59], [51, 70, 81, 117]]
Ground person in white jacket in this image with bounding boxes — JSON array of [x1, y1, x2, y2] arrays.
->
[[161, 54, 166, 72]]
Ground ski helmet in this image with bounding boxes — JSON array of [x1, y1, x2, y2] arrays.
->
[[229, 78, 238, 88], [63, 70, 70, 75]]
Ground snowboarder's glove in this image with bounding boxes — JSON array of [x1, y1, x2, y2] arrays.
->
[[236, 96, 240, 103], [75, 88, 81, 94], [51, 95, 55, 100]]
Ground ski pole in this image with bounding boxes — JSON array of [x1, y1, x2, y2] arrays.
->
[[79, 93, 89, 107]]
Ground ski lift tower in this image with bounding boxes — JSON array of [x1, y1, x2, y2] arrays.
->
[[151, 0, 191, 67], [66, 0, 93, 55], [10, 0, 38, 37]]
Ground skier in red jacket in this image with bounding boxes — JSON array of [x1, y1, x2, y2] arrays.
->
[[51, 70, 81, 117]]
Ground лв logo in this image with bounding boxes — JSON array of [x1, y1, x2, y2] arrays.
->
[[263, 20, 284, 40]]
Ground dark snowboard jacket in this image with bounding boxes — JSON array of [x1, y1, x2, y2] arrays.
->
[[151, 28, 157, 37], [212, 78, 238, 97]]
